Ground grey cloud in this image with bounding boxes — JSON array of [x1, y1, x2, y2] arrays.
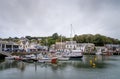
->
[[0, 0, 120, 39]]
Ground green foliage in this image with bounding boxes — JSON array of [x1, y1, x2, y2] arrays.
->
[[1, 33, 120, 46], [40, 33, 70, 47], [25, 36, 32, 40], [73, 34, 120, 46], [40, 34, 68, 47], [52, 33, 59, 40]]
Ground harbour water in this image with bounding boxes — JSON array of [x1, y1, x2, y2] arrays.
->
[[0, 55, 120, 79]]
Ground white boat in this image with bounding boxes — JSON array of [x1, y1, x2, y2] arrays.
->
[[58, 57, 69, 61], [5, 56, 20, 60], [38, 58, 51, 63], [63, 50, 83, 60], [38, 57, 57, 63], [5, 56, 15, 60], [55, 52, 69, 61], [25, 54, 36, 59]]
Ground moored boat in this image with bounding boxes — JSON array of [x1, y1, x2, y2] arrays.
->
[[58, 57, 69, 61], [5, 56, 20, 60], [38, 57, 57, 63], [62, 50, 83, 60]]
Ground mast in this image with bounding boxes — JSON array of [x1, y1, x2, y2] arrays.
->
[[60, 34, 62, 51], [70, 24, 73, 42], [70, 24, 73, 51]]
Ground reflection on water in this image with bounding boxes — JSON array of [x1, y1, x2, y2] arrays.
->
[[0, 55, 105, 71], [0, 55, 120, 79], [0, 60, 26, 71]]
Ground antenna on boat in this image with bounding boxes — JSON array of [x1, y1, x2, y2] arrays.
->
[[70, 24, 73, 52], [61, 34, 62, 51], [70, 24, 73, 42]]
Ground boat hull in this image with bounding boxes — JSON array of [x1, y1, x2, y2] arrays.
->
[[69, 56, 83, 60], [58, 57, 69, 61], [38, 57, 57, 63]]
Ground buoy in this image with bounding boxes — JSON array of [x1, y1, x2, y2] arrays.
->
[[92, 63, 96, 68], [94, 57, 97, 61], [89, 60, 93, 65]]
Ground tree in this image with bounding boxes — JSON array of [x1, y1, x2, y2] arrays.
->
[[25, 36, 32, 40], [52, 33, 59, 40], [73, 34, 120, 46], [93, 34, 104, 46], [13, 37, 19, 42], [8, 37, 13, 41]]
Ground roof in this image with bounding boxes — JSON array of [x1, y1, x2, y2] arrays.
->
[[66, 41, 77, 44], [0, 41, 19, 45], [0, 41, 8, 44]]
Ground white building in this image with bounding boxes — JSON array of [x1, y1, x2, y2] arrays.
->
[[55, 42, 66, 51], [80, 43, 95, 52], [65, 41, 77, 50], [19, 37, 29, 51], [52, 41, 95, 53]]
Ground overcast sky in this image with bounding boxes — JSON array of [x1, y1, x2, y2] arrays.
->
[[0, 0, 120, 39]]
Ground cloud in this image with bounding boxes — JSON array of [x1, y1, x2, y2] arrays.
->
[[0, 0, 120, 39]]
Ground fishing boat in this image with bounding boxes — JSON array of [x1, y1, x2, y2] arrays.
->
[[5, 56, 20, 60], [57, 55, 69, 61], [36, 53, 57, 63], [70, 50, 83, 59], [62, 50, 83, 60], [5, 56, 15, 60], [58, 57, 69, 61], [38, 57, 57, 63]]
